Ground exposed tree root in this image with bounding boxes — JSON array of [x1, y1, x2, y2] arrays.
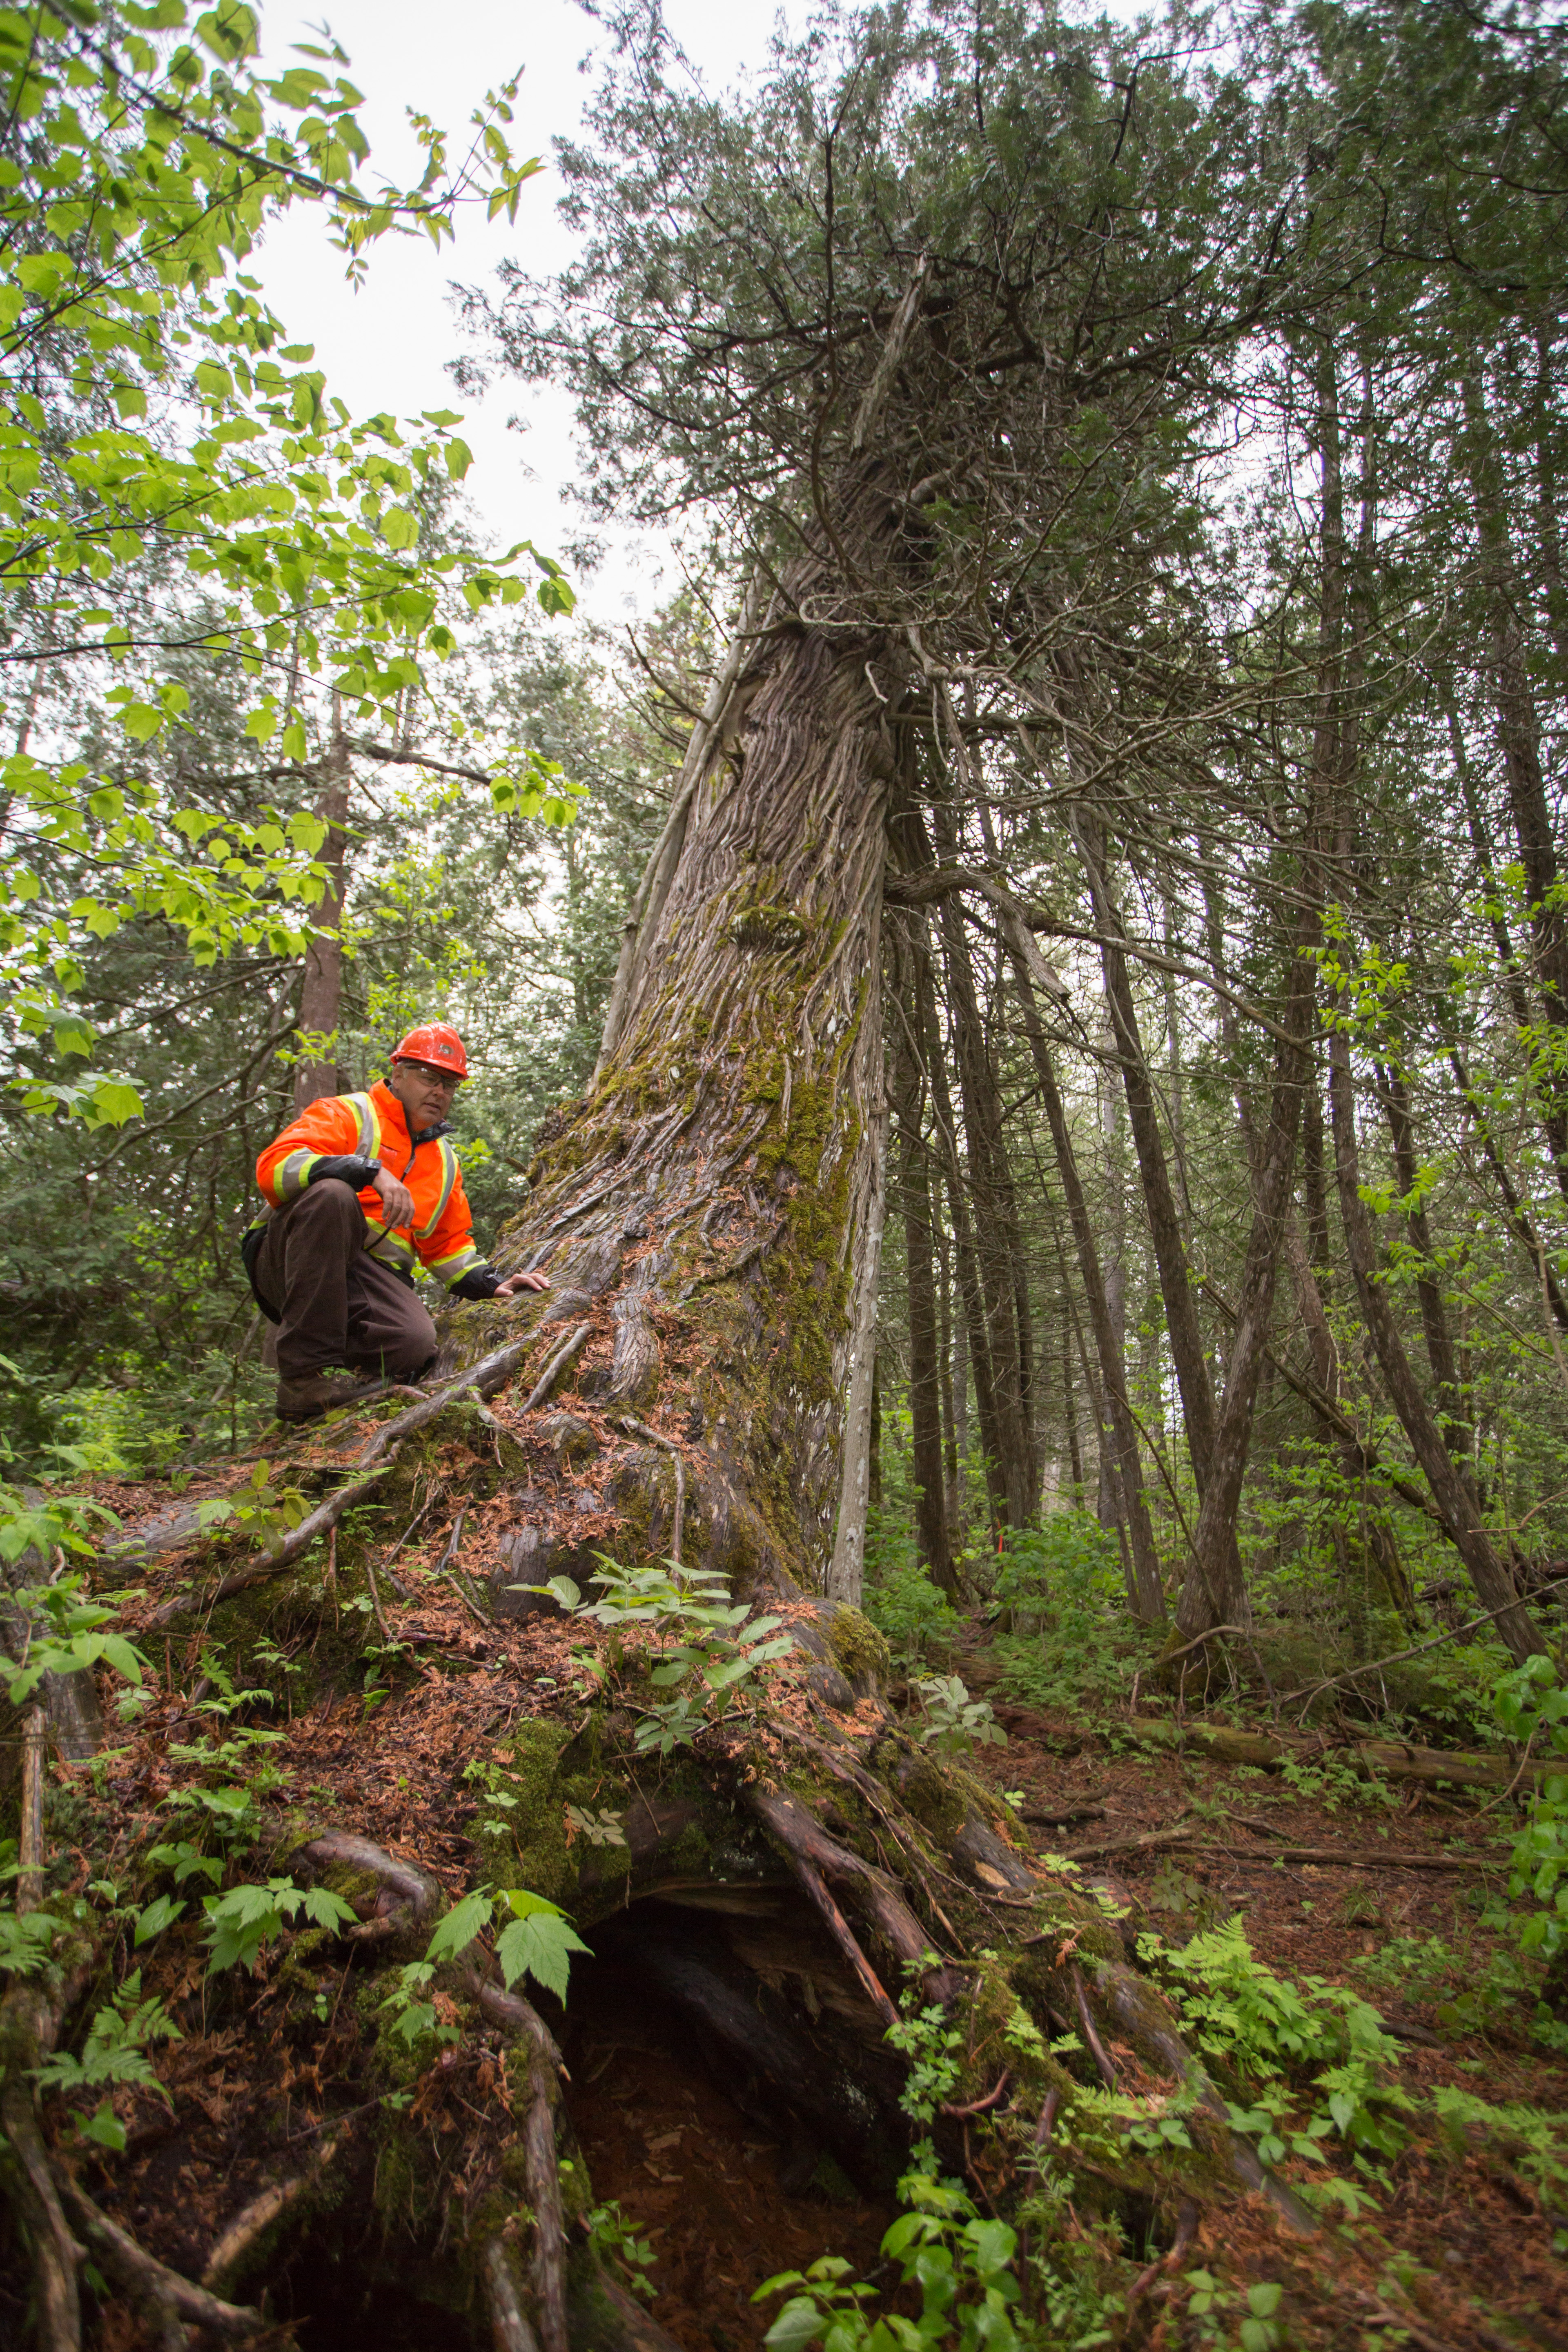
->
[[7, 1356, 1371, 2352], [483, 2238, 541, 2352], [147, 1330, 558, 1625], [200, 2132, 345, 2294], [2, 2017, 83, 2352], [296, 1830, 442, 1954], [744, 1785, 964, 2007], [59, 2178, 272, 2345]]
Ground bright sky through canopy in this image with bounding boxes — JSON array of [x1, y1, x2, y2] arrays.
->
[[252, 0, 817, 619]]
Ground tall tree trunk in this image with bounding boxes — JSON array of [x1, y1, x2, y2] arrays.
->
[[293, 725, 351, 1114], [1176, 931, 1317, 1635], [917, 926, 1004, 1536], [466, 546, 903, 1604], [1071, 809, 1218, 1497], [891, 958, 958, 1597], [1173, 336, 1347, 1639], [936, 886, 1036, 1528], [997, 907, 1164, 1621], [936, 1220, 961, 1537]]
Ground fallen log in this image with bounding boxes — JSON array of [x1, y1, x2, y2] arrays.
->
[[1126, 1714, 1556, 1794], [1055, 1823, 1496, 1874]]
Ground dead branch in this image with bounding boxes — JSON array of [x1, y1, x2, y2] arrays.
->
[[521, 1321, 593, 1412], [18, 1702, 44, 1910], [1125, 1714, 1560, 1793]]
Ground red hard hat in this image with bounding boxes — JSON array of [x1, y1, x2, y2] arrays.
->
[[392, 1022, 470, 1078]]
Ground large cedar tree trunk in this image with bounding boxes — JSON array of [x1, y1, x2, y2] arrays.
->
[[463, 568, 901, 1602]]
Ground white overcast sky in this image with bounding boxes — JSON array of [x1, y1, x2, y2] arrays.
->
[[250, 1, 811, 624]]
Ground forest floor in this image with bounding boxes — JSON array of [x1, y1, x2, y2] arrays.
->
[[20, 1440, 1568, 2351], [559, 1646, 1568, 2352]]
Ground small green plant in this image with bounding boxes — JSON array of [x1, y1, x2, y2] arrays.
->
[[195, 1459, 309, 1550], [0, 1573, 150, 1709], [1145, 1915, 1410, 2164], [1430, 2084, 1568, 2200], [1183, 2271, 1285, 2352], [202, 1877, 357, 1973], [912, 1675, 1006, 1758], [0, 1481, 119, 1569], [1492, 1654, 1568, 1997], [33, 1971, 183, 2152], [756, 2190, 1022, 2352], [379, 1882, 589, 2045], [756, 1971, 1025, 2349], [566, 1804, 626, 1848], [1279, 1752, 1395, 1813], [0, 1907, 59, 1976], [584, 2197, 657, 2301], [520, 1555, 795, 1757]]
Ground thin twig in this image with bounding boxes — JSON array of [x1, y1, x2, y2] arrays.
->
[[1071, 1966, 1119, 2087], [363, 1544, 390, 1644], [940, 2068, 1011, 2119], [436, 1509, 491, 1626]]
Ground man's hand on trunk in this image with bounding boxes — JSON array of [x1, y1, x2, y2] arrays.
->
[[494, 1270, 551, 1299]]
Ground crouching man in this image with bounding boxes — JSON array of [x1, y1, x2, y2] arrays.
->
[[245, 1022, 549, 1423]]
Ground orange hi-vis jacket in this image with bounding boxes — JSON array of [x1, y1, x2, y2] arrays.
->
[[254, 1081, 488, 1293]]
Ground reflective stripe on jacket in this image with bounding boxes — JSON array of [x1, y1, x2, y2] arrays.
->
[[255, 1080, 485, 1290]]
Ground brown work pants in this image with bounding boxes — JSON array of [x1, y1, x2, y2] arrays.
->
[[252, 1182, 438, 1383]]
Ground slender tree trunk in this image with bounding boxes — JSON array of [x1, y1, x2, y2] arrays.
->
[[1060, 1316, 1084, 1497], [827, 1083, 888, 1605], [936, 1220, 960, 1537], [1448, 1045, 1568, 1331], [1071, 808, 1218, 1497], [891, 966, 958, 1597], [1376, 1061, 1472, 1457], [998, 910, 1164, 1621], [1285, 1211, 1419, 1630], [1327, 1026, 1542, 1662], [293, 724, 352, 1113]]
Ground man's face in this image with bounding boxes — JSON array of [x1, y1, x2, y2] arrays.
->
[[389, 1058, 463, 1131]]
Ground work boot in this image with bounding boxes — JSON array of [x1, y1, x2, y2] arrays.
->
[[274, 1370, 389, 1424]]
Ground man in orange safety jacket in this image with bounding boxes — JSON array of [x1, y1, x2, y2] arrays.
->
[[245, 1022, 549, 1422]]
